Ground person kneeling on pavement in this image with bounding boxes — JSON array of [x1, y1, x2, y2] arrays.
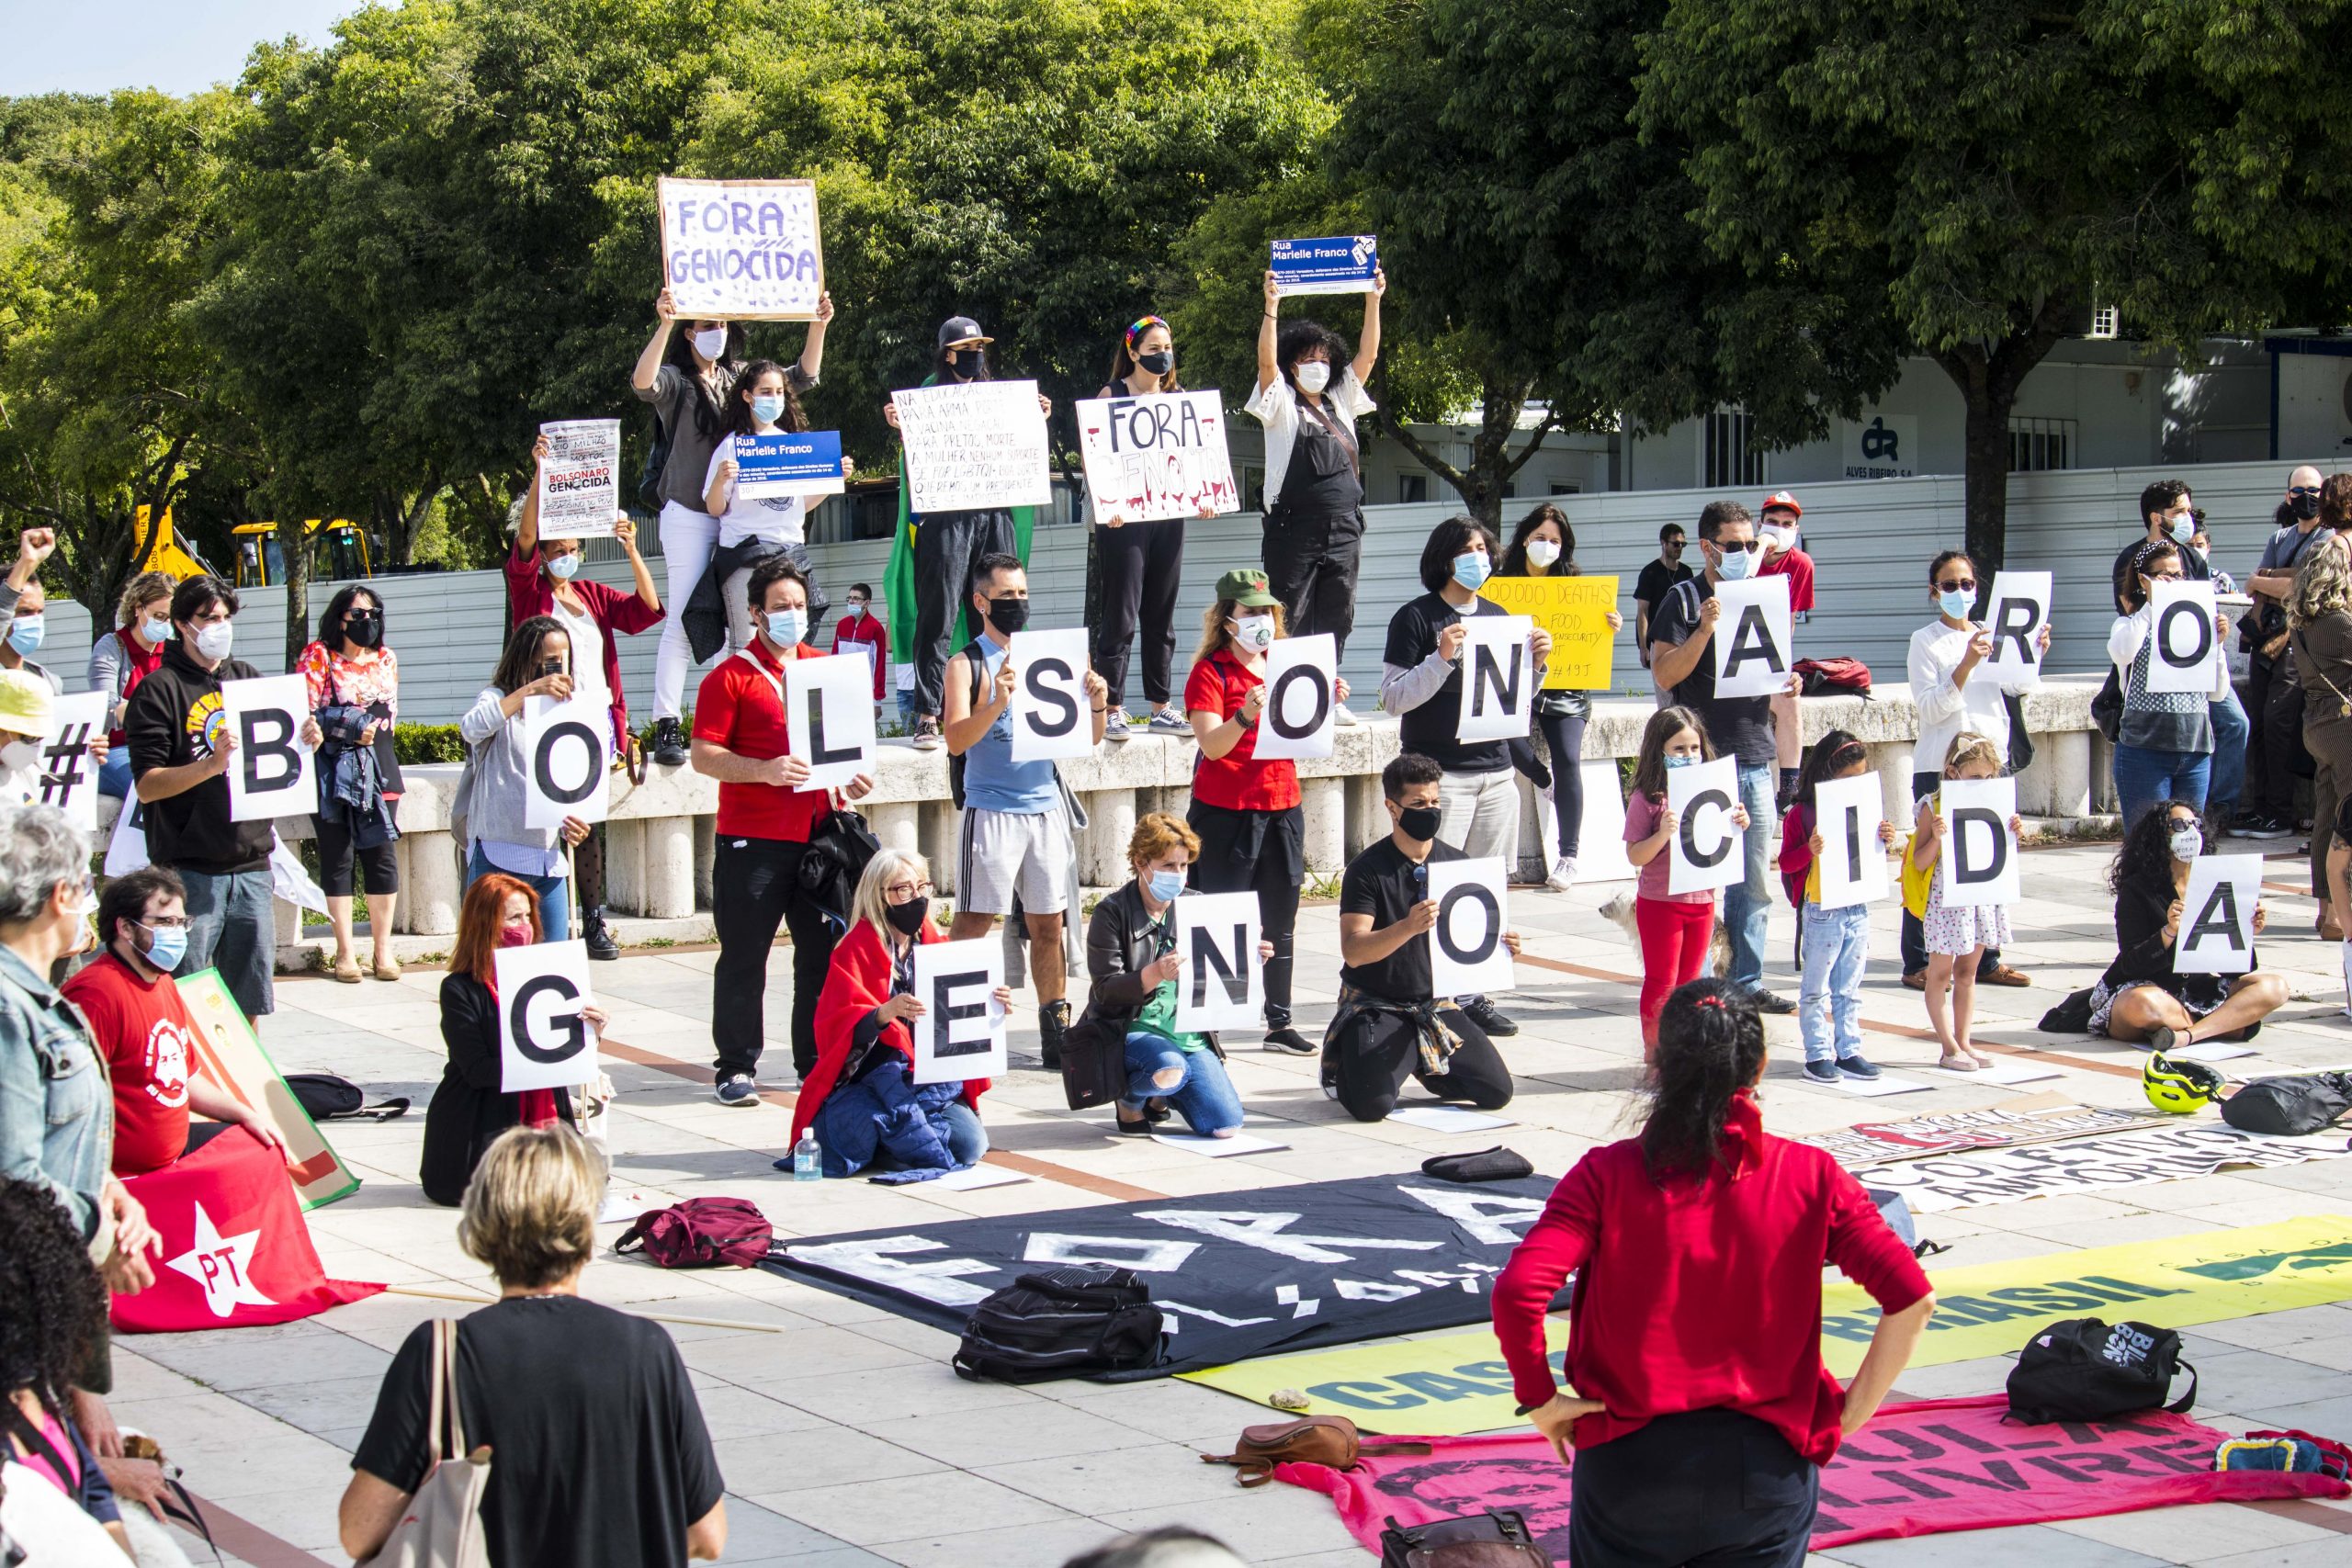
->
[[793, 849, 1001, 1179], [1078, 813, 1259, 1137], [1324, 751, 1519, 1122]]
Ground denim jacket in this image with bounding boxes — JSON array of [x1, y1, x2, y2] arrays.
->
[[0, 944, 112, 1245]]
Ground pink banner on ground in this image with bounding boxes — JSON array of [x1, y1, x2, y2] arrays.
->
[[1275, 1394, 2348, 1554], [111, 1126, 382, 1333]]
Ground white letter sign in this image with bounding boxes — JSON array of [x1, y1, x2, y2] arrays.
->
[[893, 380, 1053, 514], [495, 939, 600, 1092], [523, 695, 612, 830], [2176, 852, 2264, 976], [1457, 615, 1534, 743], [1813, 773, 1887, 909], [1076, 390, 1238, 525], [657, 176, 824, 321], [1250, 634, 1336, 761], [1937, 776, 2019, 908], [1007, 627, 1094, 763], [1667, 755, 1744, 895], [1982, 570, 2052, 677], [2146, 579, 2222, 694], [911, 938, 1007, 1084], [534, 420, 620, 539], [37, 691, 106, 833], [1173, 891, 1262, 1032], [1427, 857, 1516, 998], [783, 652, 876, 792], [1710, 576, 1792, 699], [221, 675, 315, 824]]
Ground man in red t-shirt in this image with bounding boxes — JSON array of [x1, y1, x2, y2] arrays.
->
[[64, 866, 285, 1176], [1758, 490, 1819, 807], [831, 581, 889, 701], [691, 557, 876, 1104]]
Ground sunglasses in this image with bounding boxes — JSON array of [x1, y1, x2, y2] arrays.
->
[[1713, 538, 1759, 554], [1936, 579, 1976, 593], [2292, 486, 2324, 498]]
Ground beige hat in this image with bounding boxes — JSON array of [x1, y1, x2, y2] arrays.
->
[[0, 668, 52, 739]]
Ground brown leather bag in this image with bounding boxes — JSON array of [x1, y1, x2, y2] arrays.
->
[[1200, 1415, 1431, 1487]]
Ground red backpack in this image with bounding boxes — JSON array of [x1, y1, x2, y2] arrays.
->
[[614, 1198, 774, 1269], [1794, 657, 1872, 697]]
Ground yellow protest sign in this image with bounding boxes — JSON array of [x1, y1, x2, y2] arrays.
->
[[1179, 1216, 2352, 1437], [1479, 576, 1618, 690], [176, 969, 359, 1209]]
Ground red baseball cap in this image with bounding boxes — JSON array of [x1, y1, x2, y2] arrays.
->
[[1760, 491, 1803, 519]]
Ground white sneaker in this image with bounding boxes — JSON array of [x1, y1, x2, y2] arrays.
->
[[1103, 705, 1134, 741], [1545, 856, 1577, 891], [1333, 705, 1363, 728]]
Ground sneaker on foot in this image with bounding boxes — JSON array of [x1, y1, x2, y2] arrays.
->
[[1803, 1059, 1840, 1084], [1836, 1054, 1883, 1080], [1103, 705, 1134, 741], [1148, 705, 1190, 734], [910, 716, 944, 750], [1748, 988, 1797, 1015], [651, 716, 689, 768], [1263, 1027, 1317, 1055], [2240, 813, 2291, 840], [715, 1072, 760, 1107], [1333, 705, 1363, 728], [1462, 997, 1518, 1036], [1545, 856, 1576, 892]]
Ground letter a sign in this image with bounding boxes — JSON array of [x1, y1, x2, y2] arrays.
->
[[2176, 853, 2263, 975], [1711, 576, 1792, 699], [221, 675, 316, 824]]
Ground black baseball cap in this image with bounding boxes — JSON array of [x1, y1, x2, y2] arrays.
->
[[937, 316, 993, 351]]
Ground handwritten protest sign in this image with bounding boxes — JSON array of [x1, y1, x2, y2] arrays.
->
[[1271, 235, 1380, 297], [735, 431, 845, 500], [894, 380, 1053, 514], [1479, 576, 1618, 689], [1075, 390, 1238, 524], [534, 420, 620, 539], [658, 176, 824, 320]]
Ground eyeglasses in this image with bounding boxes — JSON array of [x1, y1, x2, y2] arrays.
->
[[1661, 541, 1685, 550], [1713, 538, 1759, 554], [1936, 579, 1976, 593], [886, 881, 933, 901], [132, 915, 191, 931], [344, 609, 381, 622]]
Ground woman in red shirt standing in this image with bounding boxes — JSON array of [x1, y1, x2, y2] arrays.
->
[[1184, 568, 1348, 1055], [1491, 979, 1936, 1568]]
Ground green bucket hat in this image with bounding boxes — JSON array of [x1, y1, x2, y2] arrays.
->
[[1215, 569, 1281, 608]]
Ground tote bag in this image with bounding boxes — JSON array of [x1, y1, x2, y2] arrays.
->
[[361, 1318, 492, 1567]]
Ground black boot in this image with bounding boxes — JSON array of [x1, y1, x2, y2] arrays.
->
[[651, 716, 688, 768], [1039, 998, 1070, 1069], [582, 908, 620, 962]]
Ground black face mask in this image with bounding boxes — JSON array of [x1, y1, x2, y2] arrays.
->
[[944, 350, 983, 381], [985, 596, 1030, 635], [886, 897, 929, 937], [1137, 350, 1174, 376], [344, 616, 383, 649], [2295, 492, 2324, 522], [1396, 805, 1442, 842]]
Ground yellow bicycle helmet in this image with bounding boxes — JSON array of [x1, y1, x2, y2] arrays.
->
[[2143, 1050, 2226, 1114]]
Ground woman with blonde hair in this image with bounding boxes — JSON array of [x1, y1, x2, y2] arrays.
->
[[345, 1125, 727, 1567], [85, 569, 176, 798], [2291, 528, 2352, 936], [793, 849, 1006, 1178]]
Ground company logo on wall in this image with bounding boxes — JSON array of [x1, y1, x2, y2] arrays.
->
[[1843, 413, 1919, 479]]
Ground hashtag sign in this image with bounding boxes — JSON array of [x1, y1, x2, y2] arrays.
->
[[40, 723, 91, 806]]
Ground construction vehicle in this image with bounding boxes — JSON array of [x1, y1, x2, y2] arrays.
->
[[231, 518, 374, 588], [130, 506, 217, 581]]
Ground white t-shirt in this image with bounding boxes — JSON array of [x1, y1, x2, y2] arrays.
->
[[1907, 619, 2036, 773], [548, 598, 609, 706], [704, 432, 809, 548], [1248, 369, 1375, 502]]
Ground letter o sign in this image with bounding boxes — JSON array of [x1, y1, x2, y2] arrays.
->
[[534, 720, 603, 807], [1267, 664, 1329, 739], [2156, 599, 2211, 670]]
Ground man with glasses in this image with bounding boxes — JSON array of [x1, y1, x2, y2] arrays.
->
[[1633, 524, 1694, 672], [1648, 502, 1801, 1012], [2239, 466, 2329, 840], [62, 865, 284, 1176]]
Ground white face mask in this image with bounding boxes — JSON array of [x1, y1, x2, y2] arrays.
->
[[193, 621, 233, 660], [0, 738, 40, 772], [1524, 538, 1561, 569], [1230, 613, 1276, 652], [1761, 525, 1797, 552], [1294, 361, 1331, 395], [692, 327, 728, 361]]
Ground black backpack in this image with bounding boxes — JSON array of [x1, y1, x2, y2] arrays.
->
[[2222, 1071, 2352, 1136], [2007, 1318, 2196, 1424], [1379, 1509, 1551, 1568], [952, 1265, 1165, 1383]]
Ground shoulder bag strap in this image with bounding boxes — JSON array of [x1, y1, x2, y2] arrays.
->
[[1298, 392, 1361, 479], [2166, 1357, 2197, 1414]]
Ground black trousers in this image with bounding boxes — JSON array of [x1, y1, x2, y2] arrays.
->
[[2245, 653, 2310, 820], [1185, 799, 1304, 1030], [575, 821, 605, 911], [1899, 769, 1999, 978], [1536, 709, 1588, 857], [911, 509, 1017, 718], [1262, 513, 1363, 660], [313, 815, 399, 896], [1328, 1005, 1513, 1123], [1569, 1409, 1817, 1568], [1094, 520, 1186, 712], [711, 837, 838, 1081]]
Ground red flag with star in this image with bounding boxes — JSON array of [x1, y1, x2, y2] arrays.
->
[[110, 1125, 382, 1333]]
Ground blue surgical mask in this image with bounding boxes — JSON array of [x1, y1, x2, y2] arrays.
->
[[138, 922, 187, 971], [546, 553, 581, 581], [1452, 552, 1491, 592], [1148, 869, 1186, 902], [750, 394, 786, 424], [763, 608, 806, 647], [142, 615, 174, 643], [1665, 751, 1698, 769], [1713, 541, 1754, 581], [6, 616, 42, 656], [1937, 590, 1973, 621], [2167, 513, 2194, 545]]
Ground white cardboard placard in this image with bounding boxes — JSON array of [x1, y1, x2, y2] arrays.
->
[[1456, 614, 1534, 743], [220, 675, 316, 824], [1251, 634, 1337, 761], [1813, 773, 1887, 910], [534, 419, 620, 538], [1936, 776, 2019, 908], [1667, 754, 1745, 896], [1172, 891, 1262, 1033], [1571, 760, 1636, 883], [494, 940, 601, 1092], [783, 651, 876, 792], [1006, 627, 1094, 763], [910, 938, 1007, 1084], [893, 379, 1053, 513], [522, 695, 612, 830], [36, 691, 107, 832], [1074, 389, 1238, 524], [2146, 579, 2222, 694], [1982, 570, 2052, 677], [1427, 856, 1516, 998], [1710, 575, 1792, 699], [2175, 852, 2264, 976]]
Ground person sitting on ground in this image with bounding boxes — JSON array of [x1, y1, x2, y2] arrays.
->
[[64, 866, 285, 1178], [345, 1126, 726, 1567], [794, 849, 1002, 1178], [0, 1175, 130, 1562], [420, 874, 600, 1208], [1325, 751, 1520, 1122], [1491, 980, 1935, 1568], [1077, 813, 1257, 1138], [1061, 1526, 1250, 1568], [2087, 798, 2288, 1049]]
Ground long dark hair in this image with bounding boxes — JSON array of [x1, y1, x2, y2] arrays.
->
[[2114, 539, 2179, 614], [662, 319, 747, 440], [1630, 705, 1712, 802], [1642, 979, 1766, 1178], [318, 583, 383, 650], [1418, 514, 1500, 593], [718, 357, 809, 441], [2110, 796, 2200, 889], [1274, 318, 1350, 393], [1792, 728, 1867, 812], [1104, 314, 1182, 394], [491, 615, 567, 697], [1497, 502, 1576, 578], [0, 1175, 107, 1410]]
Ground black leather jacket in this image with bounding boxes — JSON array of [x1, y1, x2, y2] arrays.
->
[[1077, 880, 1225, 1056]]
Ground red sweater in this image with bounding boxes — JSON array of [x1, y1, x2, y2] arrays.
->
[[831, 612, 889, 698], [503, 544, 664, 747], [1490, 1091, 1929, 1467]]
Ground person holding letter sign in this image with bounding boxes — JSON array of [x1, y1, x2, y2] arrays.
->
[[1380, 517, 1553, 1040], [2109, 480, 2250, 833], [126, 577, 308, 1022], [1905, 736, 2021, 1071], [943, 557, 1105, 1067], [795, 850, 998, 1178], [1623, 708, 1747, 1055], [1496, 502, 1621, 889], [690, 557, 876, 1104], [419, 875, 601, 1206], [1327, 753, 1519, 1123], [2109, 539, 2230, 832], [298, 586, 403, 984], [697, 356, 844, 654], [457, 619, 596, 942], [1184, 569, 1347, 1055], [1648, 502, 1801, 1014], [1780, 734, 1894, 1082], [1077, 815, 1251, 1137], [2086, 802, 2286, 1049]]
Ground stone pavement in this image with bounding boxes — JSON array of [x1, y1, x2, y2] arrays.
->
[[107, 838, 2352, 1567]]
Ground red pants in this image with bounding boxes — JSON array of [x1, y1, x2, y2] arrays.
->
[[1636, 895, 1716, 1049]]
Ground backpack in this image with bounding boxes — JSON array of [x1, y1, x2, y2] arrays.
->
[[951, 1265, 1166, 1383], [1793, 657, 1871, 697], [1201, 1416, 1432, 1489], [614, 1197, 774, 1269], [946, 637, 989, 811], [2220, 1071, 2352, 1136], [797, 807, 883, 927], [288, 1071, 410, 1122], [2007, 1318, 2197, 1424], [1378, 1510, 1552, 1568]]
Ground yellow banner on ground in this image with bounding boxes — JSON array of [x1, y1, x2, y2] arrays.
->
[[1178, 1216, 2352, 1437], [1478, 576, 1618, 690]]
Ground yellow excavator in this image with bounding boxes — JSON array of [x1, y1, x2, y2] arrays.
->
[[130, 505, 214, 580], [130, 508, 374, 588]]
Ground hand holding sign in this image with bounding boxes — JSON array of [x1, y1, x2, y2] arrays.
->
[[1667, 756, 1746, 895], [1427, 858, 1517, 998], [894, 380, 1053, 513], [1270, 235, 1381, 297], [2146, 579, 2223, 694], [39, 691, 107, 832], [1711, 577, 1793, 699], [1253, 634, 1338, 761], [784, 653, 876, 792], [910, 939, 1008, 1084], [1076, 391, 1238, 524], [495, 940, 601, 1092], [523, 695, 612, 830], [1457, 615, 1535, 743], [2175, 853, 2264, 976], [658, 176, 824, 321], [1813, 773, 1888, 909], [1936, 776, 2020, 908], [1982, 570, 2052, 677], [1008, 627, 1095, 762], [1173, 892, 1263, 1032], [535, 420, 621, 539], [221, 675, 316, 824]]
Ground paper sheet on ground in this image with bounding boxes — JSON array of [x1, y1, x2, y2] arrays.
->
[[1385, 1107, 1512, 1134], [1856, 1122, 2352, 1213], [1151, 1131, 1291, 1157]]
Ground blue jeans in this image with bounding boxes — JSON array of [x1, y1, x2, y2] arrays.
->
[[2207, 687, 2248, 820], [97, 749, 131, 798], [939, 1100, 989, 1164], [2111, 745, 2210, 836], [1118, 1031, 1245, 1134], [1798, 901, 1869, 1063], [466, 843, 571, 942], [178, 866, 275, 1021], [1721, 762, 1774, 990], [896, 692, 917, 733]]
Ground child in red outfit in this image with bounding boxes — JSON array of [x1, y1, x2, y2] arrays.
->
[[1623, 705, 1747, 1056]]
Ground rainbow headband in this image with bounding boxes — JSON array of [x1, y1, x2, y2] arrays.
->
[[1125, 314, 1169, 347]]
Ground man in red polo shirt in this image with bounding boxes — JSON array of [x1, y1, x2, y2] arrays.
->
[[64, 865, 284, 1176], [1758, 490, 1819, 810], [691, 557, 876, 1105]]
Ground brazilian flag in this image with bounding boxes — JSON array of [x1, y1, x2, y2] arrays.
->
[[882, 375, 1038, 670]]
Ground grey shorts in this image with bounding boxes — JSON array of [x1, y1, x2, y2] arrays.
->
[[956, 805, 1071, 917]]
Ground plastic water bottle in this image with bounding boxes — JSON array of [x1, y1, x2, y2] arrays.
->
[[792, 1130, 820, 1181]]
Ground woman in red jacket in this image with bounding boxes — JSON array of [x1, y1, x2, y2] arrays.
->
[[1490, 979, 1937, 1568]]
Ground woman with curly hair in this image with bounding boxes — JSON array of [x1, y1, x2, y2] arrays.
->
[[2291, 523, 2352, 937], [0, 1175, 130, 1560], [2087, 799, 2287, 1048]]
